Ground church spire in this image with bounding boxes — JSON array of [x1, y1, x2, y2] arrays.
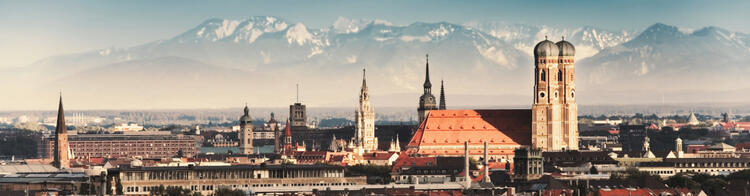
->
[[360, 69, 369, 101], [56, 94, 66, 134], [439, 80, 446, 110], [54, 93, 70, 169], [423, 54, 432, 91], [362, 69, 367, 89]]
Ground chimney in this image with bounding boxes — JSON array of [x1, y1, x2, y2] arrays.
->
[[464, 141, 471, 189], [484, 141, 490, 183]]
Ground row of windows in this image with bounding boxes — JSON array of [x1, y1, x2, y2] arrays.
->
[[537, 70, 571, 82], [676, 162, 749, 168], [537, 59, 574, 63], [127, 182, 360, 193]]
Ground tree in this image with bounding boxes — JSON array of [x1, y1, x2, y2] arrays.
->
[[665, 173, 701, 192], [345, 164, 393, 184], [589, 165, 599, 174], [79, 183, 90, 195], [727, 169, 750, 181], [115, 178, 123, 195], [213, 188, 245, 196]]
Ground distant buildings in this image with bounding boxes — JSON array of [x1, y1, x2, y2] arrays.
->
[[113, 123, 144, 132]]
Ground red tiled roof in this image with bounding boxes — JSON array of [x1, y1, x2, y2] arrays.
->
[[391, 153, 437, 172], [406, 109, 531, 156], [362, 152, 397, 160], [735, 142, 750, 150], [593, 189, 652, 196]]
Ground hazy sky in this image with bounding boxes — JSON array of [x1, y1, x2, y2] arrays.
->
[[1, 0, 748, 68]]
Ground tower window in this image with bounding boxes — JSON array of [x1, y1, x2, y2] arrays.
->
[[540, 70, 546, 82], [558, 70, 563, 82]]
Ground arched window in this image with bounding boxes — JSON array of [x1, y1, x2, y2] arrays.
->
[[541, 70, 546, 81], [558, 70, 563, 82]]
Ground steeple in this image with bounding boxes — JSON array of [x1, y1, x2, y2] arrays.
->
[[360, 69, 369, 101], [423, 54, 432, 91], [56, 95, 66, 134], [362, 69, 367, 90], [439, 80, 446, 110], [53, 94, 70, 169]]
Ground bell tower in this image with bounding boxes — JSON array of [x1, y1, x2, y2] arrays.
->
[[557, 37, 578, 150], [531, 37, 564, 151], [417, 54, 437, 124], [531, 37, 578, 151]]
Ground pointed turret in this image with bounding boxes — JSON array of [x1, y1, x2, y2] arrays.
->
[[439, 80, 446, 110], [329, 134, 338, 152], [53, 94, 70, 169], [394, 134, 400, 152], [282, 120, 293, 154], [687, 112, 699, 126]]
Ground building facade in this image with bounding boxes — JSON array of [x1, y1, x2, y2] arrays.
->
[[40, 132, 199, 159], [239, 105, 254, 154], [417, 54, 438, 125], [353, 69, 378, 153], [107, 164, 365, 195], [531, 38, 578, 151]]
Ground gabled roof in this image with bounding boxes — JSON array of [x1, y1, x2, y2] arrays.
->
[[406, 110, 531, 156]]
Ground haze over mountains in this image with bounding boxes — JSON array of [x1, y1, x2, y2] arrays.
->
[[2, 16, 749, 110]]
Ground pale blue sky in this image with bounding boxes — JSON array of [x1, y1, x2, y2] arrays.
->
[[1, 0, 748, 68]]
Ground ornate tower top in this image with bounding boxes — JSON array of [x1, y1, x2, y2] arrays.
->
[[423, 54, 432, 90], [240, 104, 252, 124], [360, 69, 369, 101]]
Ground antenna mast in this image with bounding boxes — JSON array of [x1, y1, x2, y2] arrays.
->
[[296, 83, 299, 103]]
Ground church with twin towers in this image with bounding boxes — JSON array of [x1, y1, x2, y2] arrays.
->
[[414, 37, 578, 152]]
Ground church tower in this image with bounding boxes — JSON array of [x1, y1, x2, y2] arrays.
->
[[418, 54, 438, 124], [239, 104, 254, 154], [53, 95, 70, 169], [532, 37, 578, 151], [557, 38, 578, 150], [354, 69, 377, 152]]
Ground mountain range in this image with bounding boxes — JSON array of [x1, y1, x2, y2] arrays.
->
[[2, 16, 749, 110]]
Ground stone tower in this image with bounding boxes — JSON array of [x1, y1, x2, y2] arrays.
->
[[557, 38, 579, 151], [354, 69, 378, 152], [418, 54, 438, 124], [531, 37, 578, 151], [239, 105, 254, 154], [53, 95, 70, 169], [439, 80, 446, 110]]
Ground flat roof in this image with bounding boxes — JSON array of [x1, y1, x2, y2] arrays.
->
[[110, 164, 344, 172]]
